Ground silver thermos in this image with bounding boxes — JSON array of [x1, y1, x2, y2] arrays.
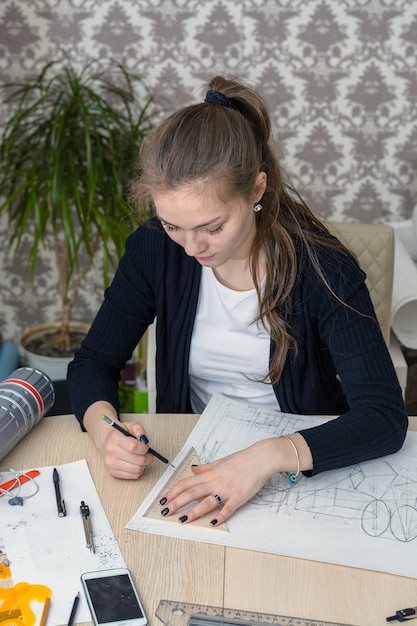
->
[[0, 367, 55, 462]]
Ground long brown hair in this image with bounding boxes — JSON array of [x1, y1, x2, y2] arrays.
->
[[131, 75, 349, 384]]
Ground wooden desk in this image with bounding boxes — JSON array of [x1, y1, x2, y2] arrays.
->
[[2, 413, 417, 626]]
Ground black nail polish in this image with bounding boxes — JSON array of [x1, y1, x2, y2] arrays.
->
[[159, 497, 167, 505], [210, 519, 218, 526], [179, 515, 188, 523], [191, 464, 198, 467], [139, 434, 149, 444], [161, 507, 169, 516]]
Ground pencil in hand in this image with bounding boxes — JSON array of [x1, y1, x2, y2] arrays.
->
[[100, 415, 171, 465]]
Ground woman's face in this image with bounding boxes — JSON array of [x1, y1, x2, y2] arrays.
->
[[153, 175, 265, 268]]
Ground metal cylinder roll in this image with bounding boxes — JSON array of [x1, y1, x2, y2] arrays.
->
[[0, 367, 55, 462]]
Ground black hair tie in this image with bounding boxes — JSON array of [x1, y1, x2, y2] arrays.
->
[[204, 89, 233, 107]]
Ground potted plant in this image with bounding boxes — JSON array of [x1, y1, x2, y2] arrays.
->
[[0, 58, 154, 379]]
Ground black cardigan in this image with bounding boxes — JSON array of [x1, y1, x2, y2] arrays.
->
[[67, 218, 408, 475]]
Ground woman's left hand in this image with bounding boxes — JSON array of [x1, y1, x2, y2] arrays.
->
[[159, 439, 283, 525]]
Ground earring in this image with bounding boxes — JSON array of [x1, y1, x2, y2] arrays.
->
[[253, 203, 263, 212]]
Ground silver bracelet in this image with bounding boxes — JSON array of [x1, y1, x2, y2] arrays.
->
[[281, 435, 301, 484]]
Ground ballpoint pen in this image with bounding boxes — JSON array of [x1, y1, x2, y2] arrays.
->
[[53, 467, 66, 517], [100, 414, 171, 465], [80, 500, 95, 553]]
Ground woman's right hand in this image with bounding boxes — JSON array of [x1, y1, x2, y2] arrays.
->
[[83, 401, 153, 479]]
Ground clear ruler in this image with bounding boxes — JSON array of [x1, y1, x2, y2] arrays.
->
[[144, 447, 228, 531], [155, 600, 356, 626]]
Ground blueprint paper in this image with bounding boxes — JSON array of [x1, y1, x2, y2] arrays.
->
[[0, 459, 126, 626], [127, 394, 417, 579]]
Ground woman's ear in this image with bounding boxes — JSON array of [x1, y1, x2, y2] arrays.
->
[[254, 171, 267, 202]]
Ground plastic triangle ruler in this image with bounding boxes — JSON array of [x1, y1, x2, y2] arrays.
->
[[143, 447, 228, 532]]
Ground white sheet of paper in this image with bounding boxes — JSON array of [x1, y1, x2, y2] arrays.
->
[[1, 459, 126, 626], [127, 393, 417, 579], [392, 234, 417, 348]]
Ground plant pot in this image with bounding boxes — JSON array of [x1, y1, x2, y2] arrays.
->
[[20, 322, 89, 381]]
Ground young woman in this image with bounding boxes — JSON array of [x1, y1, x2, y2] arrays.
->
[[67, 76, 407, 526]]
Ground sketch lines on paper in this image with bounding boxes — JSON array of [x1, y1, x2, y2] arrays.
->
[[191, 395, 417, 544], [252, 460, 417, 543]]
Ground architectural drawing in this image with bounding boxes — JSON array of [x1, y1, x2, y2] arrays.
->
[[253, 460, 417, 543], [127, 393, 417, 579], [195, 395, 417, 544]]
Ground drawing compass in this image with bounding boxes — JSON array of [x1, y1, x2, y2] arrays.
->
[[80, 500, 95, 553]]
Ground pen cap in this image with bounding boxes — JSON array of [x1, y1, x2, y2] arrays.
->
[[0, 367, 55, 461]]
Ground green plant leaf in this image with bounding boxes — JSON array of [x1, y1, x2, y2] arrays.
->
[[0, 57, 155, 330]]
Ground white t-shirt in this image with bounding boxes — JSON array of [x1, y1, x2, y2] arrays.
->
[[189, 266, 279, 413]]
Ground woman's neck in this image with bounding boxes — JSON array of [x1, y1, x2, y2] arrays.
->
[[212, 253, 266, 291]]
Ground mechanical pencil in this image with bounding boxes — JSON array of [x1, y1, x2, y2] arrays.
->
[[53, 467, 66, 517], [100, 415, 170, 464]]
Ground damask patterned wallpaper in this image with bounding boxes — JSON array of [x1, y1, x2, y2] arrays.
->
[[1, 0, 416, 343]]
